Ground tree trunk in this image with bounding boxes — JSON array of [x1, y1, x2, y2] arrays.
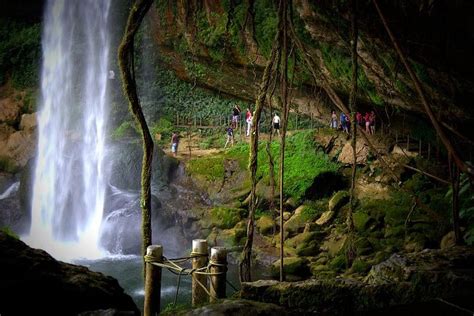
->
[[450, 160, 462, 244], [239, 20, 281, 281], [279, 0, 289, 283], [347, 0, 359, 266], [118, 0, 155, 278]]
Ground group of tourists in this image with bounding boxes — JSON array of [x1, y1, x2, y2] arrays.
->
[[224, 105, 282, 148], [330, 109, 376, 135], [170, 105, 378, 155]]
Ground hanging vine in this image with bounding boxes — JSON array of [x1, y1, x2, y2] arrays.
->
[[239, 0, 284, 283], [278, 0, 290, 282], [118, 0, 155, 277], [346, 0, 359, 267]]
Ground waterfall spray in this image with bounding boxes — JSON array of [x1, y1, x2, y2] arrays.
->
[[26, 0, 112, 261]]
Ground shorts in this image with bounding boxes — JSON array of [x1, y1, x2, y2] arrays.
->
[[232, 115, 239, 123], [171, 143, 178, 153], [273, 122, 280, 130]]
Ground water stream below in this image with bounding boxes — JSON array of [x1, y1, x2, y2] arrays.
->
[[75, 255, 264, 312]]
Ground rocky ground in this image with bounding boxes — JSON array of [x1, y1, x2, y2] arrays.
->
[[154, 126, 474, 313]]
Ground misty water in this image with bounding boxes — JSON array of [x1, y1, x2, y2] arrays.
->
[[18, 0, 249, 311], [26, 0, 112, 260]]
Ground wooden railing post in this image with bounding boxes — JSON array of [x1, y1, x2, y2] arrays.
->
[[144, 245, 162, 316], [191, 239, 208, 306], [209, 247, 227, 303]]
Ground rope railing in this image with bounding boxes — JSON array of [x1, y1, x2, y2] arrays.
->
[[143, 240, 233, 316]]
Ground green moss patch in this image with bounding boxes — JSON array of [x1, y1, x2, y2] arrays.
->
[[187, 156, 225, 181], [209, 206, 247, 229]]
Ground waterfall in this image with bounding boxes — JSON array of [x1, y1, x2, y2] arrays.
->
[[25, 0, 112, 261]]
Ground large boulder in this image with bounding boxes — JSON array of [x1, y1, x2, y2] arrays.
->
[[0, 129, 36, 171], [284, 205, 319, 236], [19, 112, 38, 131], [365, 246, 474, 285], [0, 232, 138, 315], [256, 215, 274, 236], [338, 141, 369, 164], [0, 96, 22, 125], [242, 247, 474, 314]]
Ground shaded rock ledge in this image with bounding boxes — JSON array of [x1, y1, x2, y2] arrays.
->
[[240, 246, 474, 315], [0, 232, 138, 315]]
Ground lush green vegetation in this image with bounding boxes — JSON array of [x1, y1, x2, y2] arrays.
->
[[0, 19, 41, 88], [0, 226, 19, 239], [447, 174, 474, 245], [225, 130, 340, 200]]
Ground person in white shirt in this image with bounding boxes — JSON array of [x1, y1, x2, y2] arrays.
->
[[272, 113, 280, 136], [245, 108, 253, 137]]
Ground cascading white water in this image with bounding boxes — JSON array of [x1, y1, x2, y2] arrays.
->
[[26, 0, 112, 261]]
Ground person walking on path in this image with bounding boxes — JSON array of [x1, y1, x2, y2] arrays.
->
[[369, 110, 376, 135], [330, 110, 338, 129], [232, 105, 241, 129], [364, 111, 371, 134], [272, 112, 281, 137], [356, 111, 363, 127], [245, 108, 253, 137], [340, 112, 349, 134], [171, 132, 180, 157], [224, 125, 234, 148]]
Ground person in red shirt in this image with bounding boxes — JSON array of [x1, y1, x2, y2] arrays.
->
[[364, 112, 371, 134], [356, 112, 363, 127]]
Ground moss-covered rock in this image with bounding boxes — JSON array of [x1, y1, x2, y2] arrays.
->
[[203, 206, 247, 229], [296, 239, 321, 257], [285, 231, 315, 249], [219, 222, 247, 247], [328, 190, 350, 212], [384, 225, 405, 238], [321, 232, 347, 257], [315, 210, 335, 226], [328, 254, 347, 272], [283, 230, 325, 256], [350, 258, 371, 274], [271, 257, 310, 280], [284, 205, 320, 236], [353, 211, 372, 232], [354, 237, 373, 256], [256, 215, 274, 236], [165, 299, 289, 316]]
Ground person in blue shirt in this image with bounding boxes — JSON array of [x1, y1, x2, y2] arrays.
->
[[224, 125, 234, 148], [340, 112, 349, 134]]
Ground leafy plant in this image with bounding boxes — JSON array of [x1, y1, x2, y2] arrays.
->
[[446, 173, 474, 245], [111, 121, 139, 139], [0, 19, 41, 88]]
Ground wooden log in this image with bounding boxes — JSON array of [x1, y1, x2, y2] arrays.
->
[[191, 239, 208, 306], [144, 245, 162, 316], [209, 247, 227, 302]]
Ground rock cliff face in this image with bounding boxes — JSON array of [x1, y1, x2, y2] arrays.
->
[[150, 0, 474, 133], [0, 232, 139, 315]]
